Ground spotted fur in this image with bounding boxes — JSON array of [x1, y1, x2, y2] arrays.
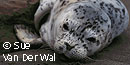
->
[[15, 0, 129, 60]]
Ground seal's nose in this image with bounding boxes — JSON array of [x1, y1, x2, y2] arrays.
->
[[64, 42, 75, 51]]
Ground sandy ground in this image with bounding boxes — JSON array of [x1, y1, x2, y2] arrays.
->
[[0, 0, 38, 15], [0, 0, 130, 65]]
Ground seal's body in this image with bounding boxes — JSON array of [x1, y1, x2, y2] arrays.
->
[[14, 0, 129, 60]]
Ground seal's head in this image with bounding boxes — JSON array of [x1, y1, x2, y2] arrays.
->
[[53, 20, 101, 59], [52, 3, 111, 60]]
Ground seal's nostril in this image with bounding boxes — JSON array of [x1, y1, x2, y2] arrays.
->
[[59, 46, 63, 51], [63, 23, 69, 31], [64, 42, 74, 51], [64, 42, 69, 45]]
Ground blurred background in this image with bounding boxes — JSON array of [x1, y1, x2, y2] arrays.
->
[[0, 0, 38, 15]]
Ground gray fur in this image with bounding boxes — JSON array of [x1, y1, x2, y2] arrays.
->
[[15, 0, 129, 60]]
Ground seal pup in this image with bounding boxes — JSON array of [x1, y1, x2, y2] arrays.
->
[[14, 0, 129, 60]]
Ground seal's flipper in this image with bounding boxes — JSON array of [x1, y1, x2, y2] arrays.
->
[[14, 25, 43, 48]]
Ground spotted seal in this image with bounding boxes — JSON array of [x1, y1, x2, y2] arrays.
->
[[14, 0, 129, 60]]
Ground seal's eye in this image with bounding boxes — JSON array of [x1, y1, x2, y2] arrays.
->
[[63, 23, 69, 31], [86, 37, 96, 43]]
